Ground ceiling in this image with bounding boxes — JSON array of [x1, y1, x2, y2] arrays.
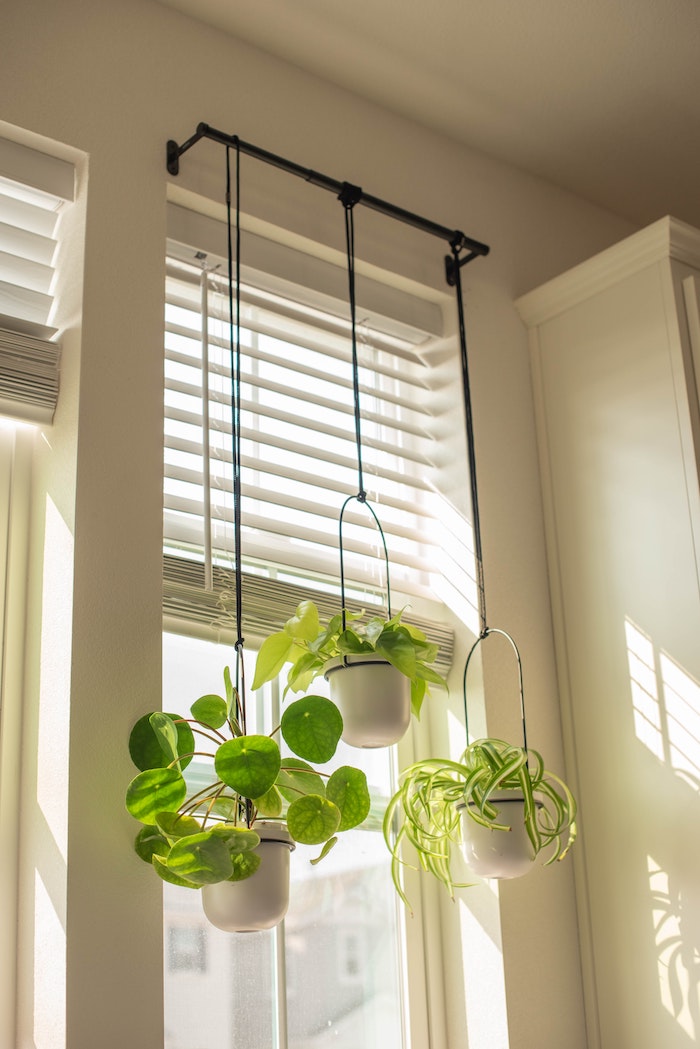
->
[[159, 0, 700, 229]]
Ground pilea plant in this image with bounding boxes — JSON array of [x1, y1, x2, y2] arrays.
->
[[126, 667, 370, 889], [252, 599, 446, 718], [383, 737, 577, 910]]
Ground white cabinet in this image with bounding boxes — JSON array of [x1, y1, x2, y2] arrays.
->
[[517, 218, 700, 1049]]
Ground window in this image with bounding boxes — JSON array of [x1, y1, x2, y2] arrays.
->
[[161, 210, 458, 1049], [168, 925, 208, 974]]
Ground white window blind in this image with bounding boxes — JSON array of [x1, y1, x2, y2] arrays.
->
[[163, 232, 455, 667], [0, 138, 74, 423]]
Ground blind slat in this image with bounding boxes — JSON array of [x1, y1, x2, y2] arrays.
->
[[164, 246, 445, 602]]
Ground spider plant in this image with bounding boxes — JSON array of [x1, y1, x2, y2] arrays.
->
[[384, 737, 576, 909]]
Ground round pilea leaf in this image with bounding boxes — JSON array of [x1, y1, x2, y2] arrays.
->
[[229, 851, 262, 882], [156, 811, 201, 840], [125, 767, 187, 825], [287, 794, 341, 845], [190, 694, 228, 730], [209, 824, 260, 854], [166, 830, 234, 885], [276, 758, 326, 802], [152, 854, 198, 889], [128, 712, 194, 772], [214, 735, 281, 799], [253, 785, 284, 817], [134, 826, 170, 864], [326, 766, 371, 831], [281, 695, 342, 763]]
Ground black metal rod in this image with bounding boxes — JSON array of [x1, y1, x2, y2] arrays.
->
[[167, 123, 490, 256]]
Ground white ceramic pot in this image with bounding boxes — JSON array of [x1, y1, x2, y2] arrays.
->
[[201, 822, 295, 932], [457, 793, 537, 879], [324, 654, 411, 748]]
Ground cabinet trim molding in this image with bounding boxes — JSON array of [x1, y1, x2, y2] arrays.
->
[[516, 217, 700, 327]]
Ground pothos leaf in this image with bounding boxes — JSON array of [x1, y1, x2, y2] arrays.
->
[[252, 632, 294, 690], [284, 600, 320, 642]]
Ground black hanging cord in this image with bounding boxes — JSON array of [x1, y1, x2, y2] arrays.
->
[[339, 182, 365, 501], [451, 240, 487, 639], [450, 242, 530, 761], [337, 182, 392, 633], [462, 629, 529, 753], [225, 141, 247, 740]]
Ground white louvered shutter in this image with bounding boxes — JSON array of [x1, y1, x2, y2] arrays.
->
[[0, 138, 74, 423]]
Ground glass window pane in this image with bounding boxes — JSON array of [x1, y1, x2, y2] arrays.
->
[[162, 631, 406, 1049]]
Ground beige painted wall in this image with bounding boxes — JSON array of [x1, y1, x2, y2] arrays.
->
[[0, 1, 638, 1047]]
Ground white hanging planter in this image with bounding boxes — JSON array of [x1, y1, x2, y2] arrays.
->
[[324, 653, 411, 748], [201, 822, 295, 932], [457, 792, 538, 879]]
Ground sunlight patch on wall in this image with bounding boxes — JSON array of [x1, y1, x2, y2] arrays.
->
[[33, 870, 66, 1048], [659, 652, 700, 782], [648, 855, 699, 1041], [625, 618, 700, 781], [625, 619, 664, 761], [37, 496, 73, 861]]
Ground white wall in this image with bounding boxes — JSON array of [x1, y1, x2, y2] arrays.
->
[[518, 225, 700, 1049], [0, 1, 637, 1047]]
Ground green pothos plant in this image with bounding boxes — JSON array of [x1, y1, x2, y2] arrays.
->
[[125, 667, 370, 888], [383, 737, 577, 911], [252, 599, 447, 718]]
